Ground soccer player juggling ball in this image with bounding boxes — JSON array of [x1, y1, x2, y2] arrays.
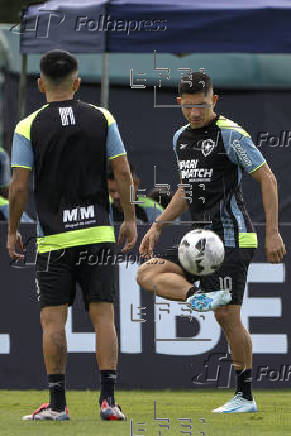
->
[[138, 72, 286, 413]]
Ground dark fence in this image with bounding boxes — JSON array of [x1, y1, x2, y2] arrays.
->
[[0, 222, 290, 390]]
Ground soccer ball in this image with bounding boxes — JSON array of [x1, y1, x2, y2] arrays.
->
[[178, 229, 225, 276]]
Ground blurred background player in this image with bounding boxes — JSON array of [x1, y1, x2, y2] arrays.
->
[[8, 50, 137, 421], [108, 163, 164, 224], [138, 72, 286, 413], [0, 146, 32, 222], [0, 146, 10, 198], [0, 146, 10, 219], [148, 186, 174, 210]]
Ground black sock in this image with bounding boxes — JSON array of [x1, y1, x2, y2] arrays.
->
[[186, 284, 202, 300], [235, 369, 253, 401], [186, 286, 196, 299], [99, 370, 116, 406], [48, 374, 66, 412]]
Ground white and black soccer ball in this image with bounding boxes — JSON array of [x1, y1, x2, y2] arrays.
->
[[178, 229, 225, 276]]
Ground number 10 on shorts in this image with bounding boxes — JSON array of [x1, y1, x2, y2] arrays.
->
[[219, 276, 233, 291]]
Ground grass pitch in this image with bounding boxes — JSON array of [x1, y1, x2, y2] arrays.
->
[[0, 389, 290, 436]]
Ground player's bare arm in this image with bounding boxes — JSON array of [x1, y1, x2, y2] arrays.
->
[[110, 154, 137, 252], [7, 168, 30, 259], [139, 183, 189, 257], [250, 162, 286, 263]]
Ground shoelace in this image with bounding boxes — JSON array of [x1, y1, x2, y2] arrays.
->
[[101, 401, 123, 416], [223, 394, 245, 409], [32, 403, 50, 417]]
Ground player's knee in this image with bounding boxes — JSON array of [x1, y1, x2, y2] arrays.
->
[[137, 264, 154, 289], [40, 309, 52, 327], [89, 302, 115, 325], [40, 307, 66, 329]]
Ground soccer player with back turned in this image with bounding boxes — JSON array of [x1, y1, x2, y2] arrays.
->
[[138, 72, 286, 413], [8, 50, 137, 421]]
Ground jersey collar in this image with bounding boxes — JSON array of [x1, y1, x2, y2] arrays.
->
[[188, 114, 220, 133]]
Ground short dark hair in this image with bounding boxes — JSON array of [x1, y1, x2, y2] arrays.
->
[[40, 50, 78, 81], [178, 71, 213, 96]]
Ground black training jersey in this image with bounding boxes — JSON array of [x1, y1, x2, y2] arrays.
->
[[12, 99, 127, 252], [173, 115, 265, 248]]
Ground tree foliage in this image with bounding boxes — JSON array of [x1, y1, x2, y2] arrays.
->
[[0, 1, 45, 23]]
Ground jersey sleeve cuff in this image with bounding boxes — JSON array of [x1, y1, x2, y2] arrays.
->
[[108, 152, 127, 160], [11, 164, 33, 170], [248, 160, 266, 174]]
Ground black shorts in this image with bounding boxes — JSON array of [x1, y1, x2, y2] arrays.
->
[[35, 243, 116, 310], [158, 246, 255, 306]]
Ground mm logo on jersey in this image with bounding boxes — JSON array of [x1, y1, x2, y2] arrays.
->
[[63, 205, 95, 223]]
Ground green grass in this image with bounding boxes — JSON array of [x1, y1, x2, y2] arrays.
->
[[0, 390, 291, 436]]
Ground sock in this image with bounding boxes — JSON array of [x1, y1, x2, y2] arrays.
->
[[48, 374, 66, 412], [235, 369, 253, 401], [186, 284, 199, 299], [186, 284, 201, 300], [99, 370, 117, 406]]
